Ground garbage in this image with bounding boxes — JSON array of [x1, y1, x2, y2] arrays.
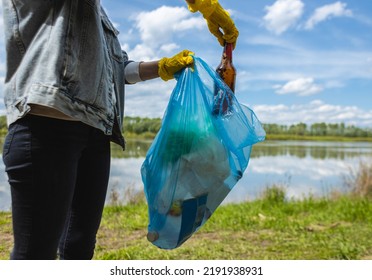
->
[[141, 56, 265, 249]]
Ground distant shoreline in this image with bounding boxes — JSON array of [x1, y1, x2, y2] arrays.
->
[[264, 134, 372, 142], [122, 132, 372, 142], [1, 130, 372, 143]]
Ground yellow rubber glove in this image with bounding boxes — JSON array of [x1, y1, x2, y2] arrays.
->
[[187, 0, 239, 48], [158, 50, 194, 81]]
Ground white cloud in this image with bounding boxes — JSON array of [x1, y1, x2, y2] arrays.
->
[[125, 43, 156, 62], [248, 35, 298, 50], [0, 61, 4, 75], [123, 6, 205, 61], [251, 156, 348, 180], [275, 77, 323, 96], [305, 2, 353, 30], [240, 37, 372, 83], [134, 7, 203, 47], [160, 43, 179, 53], [263, 0, 304, 35], [252, 100, 372, 127], [125, 79, 176, 118], [0, 4, 3, 36]]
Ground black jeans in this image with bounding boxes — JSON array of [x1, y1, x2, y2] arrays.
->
[[2, 115, 111, 260]]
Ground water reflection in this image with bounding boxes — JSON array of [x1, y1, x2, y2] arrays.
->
[[111, 139, 153, 158], [1, 140, 372, 211], [251, 141, 372, 160], [114, 140, 372, 160]]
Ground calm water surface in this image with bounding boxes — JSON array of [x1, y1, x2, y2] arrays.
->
[[1, 140, 372, 211]]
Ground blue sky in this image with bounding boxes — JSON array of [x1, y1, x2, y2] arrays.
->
[[0, 0, 371, 127]]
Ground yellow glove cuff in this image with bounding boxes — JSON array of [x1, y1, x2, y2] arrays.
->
[[187, 0, 218, 18], [158, 58, 173, 81]]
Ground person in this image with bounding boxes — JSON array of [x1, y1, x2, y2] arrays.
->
[[1, 0, 238, 260]]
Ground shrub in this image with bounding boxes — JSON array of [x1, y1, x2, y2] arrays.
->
[[344, 161, 372, 198]]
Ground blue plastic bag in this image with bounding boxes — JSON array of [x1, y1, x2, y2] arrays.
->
[[141, 56, 265, 249]]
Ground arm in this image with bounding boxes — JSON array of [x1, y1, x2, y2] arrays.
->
[[125, 50, 194, 83], [139, 61, 160, 81]]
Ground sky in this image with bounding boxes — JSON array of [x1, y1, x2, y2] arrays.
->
[[0, 0, 371, 127]]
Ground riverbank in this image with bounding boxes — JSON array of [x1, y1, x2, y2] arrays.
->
[[122, 132, 372, 142], [2, 131, 371, 144], [1, 192, 371, 260], [265, 134, 372, 142]]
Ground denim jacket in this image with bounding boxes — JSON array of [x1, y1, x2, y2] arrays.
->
[[2, 0, 128, 148]]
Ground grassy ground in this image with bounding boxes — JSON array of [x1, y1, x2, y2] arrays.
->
[[1, 192, 371, 260]]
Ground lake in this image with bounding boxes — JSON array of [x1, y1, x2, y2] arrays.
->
[[1, 139, 372, 211]]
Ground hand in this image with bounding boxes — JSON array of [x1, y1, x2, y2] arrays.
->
[[158, 50, 194, 81], [187, 0, 239, 48]]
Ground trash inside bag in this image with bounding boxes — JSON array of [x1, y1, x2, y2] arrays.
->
[[141, 56, 265, 249]]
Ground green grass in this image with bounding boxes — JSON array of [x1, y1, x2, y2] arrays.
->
[[2, 192, 370, 260], [95, 194, 372, 260]]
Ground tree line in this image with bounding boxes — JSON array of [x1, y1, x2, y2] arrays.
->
[[262, 122, 372, 138], [122, 116, 372, 139], [0, 115, 163, 137], [0, 115, 371, 139]]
